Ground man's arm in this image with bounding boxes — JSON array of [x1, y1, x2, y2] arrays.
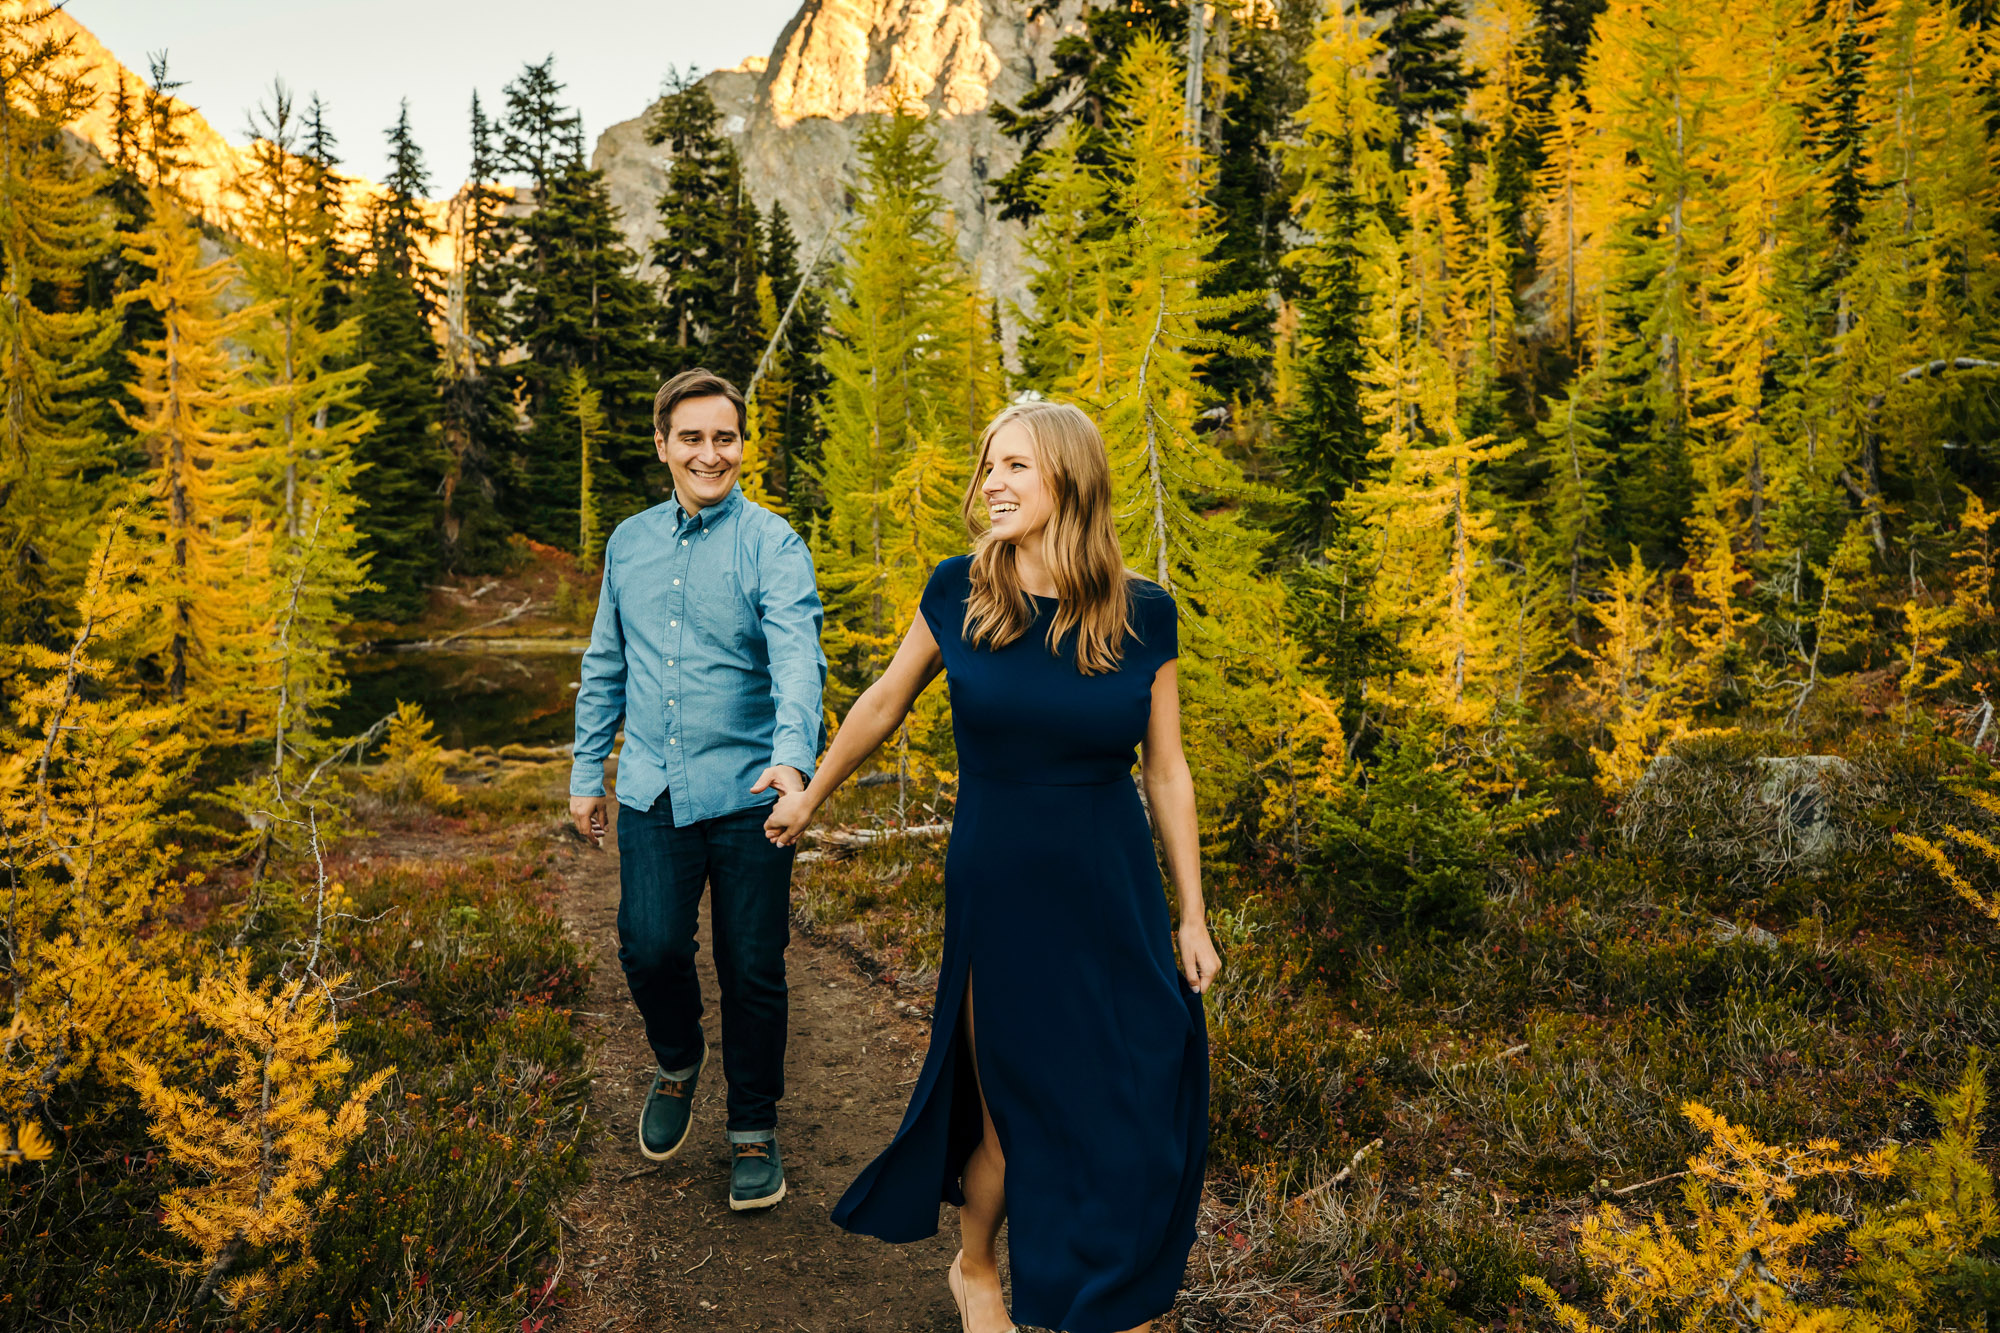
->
[[751, 522, 826, 793], [570, 537, 627, 841]]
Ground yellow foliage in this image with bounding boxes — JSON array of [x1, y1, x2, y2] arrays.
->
[[741, 271, 788, 515], [1849, 1057, 2000, 1330], [115, 182, 273, 718], [364, 700, 461, 811], [0, 1115, 54, 1169], [125, 955, 393, 1312], [1524, 1102, 1895, 1331], [0, 518, 194, 1121], [1895, 786, 2000, 923], [564, 368, 608, 567], [1257, 686, 1350, 861], [1573, 546, 1737, 793]]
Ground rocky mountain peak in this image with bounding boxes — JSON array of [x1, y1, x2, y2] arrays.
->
[[595, 0, 1084, 325]]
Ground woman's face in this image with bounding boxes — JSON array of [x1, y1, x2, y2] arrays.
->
[[979, 421, 1054, 547]]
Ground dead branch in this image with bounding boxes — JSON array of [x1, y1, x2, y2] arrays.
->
[[409, 596, 537, 649]]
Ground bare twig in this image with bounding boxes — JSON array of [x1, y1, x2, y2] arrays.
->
[[617, 1163, 662, 1183], [1610, 1168, 1691, 1196], [746, 223, 841, 403], [1290, 1138, 1384, 1205]]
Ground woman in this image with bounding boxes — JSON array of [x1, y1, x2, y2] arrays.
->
[[764, 401, 1220, 1333]]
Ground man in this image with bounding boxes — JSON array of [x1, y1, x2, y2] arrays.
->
[[570, 367, 825, 1212]]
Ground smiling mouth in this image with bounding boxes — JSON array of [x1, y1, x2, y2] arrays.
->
[[689, 465, 732, 482], [989, 502, 1019, 515]]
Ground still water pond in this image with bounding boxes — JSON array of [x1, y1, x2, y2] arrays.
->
[[334, 646, 583, 751]]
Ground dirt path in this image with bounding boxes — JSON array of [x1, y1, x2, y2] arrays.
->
[[548, 814, 980, 1333]]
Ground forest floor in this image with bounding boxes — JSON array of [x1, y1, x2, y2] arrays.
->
[[547, 800, 976, 1333], [359, 783, 1017, 1333]]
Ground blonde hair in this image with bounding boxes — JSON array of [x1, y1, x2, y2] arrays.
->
[[959, 401, 1134, 674]]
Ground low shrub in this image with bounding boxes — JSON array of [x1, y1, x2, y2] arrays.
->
[[0, 854, 590, 1330], [1307, 727, 1496, 939]]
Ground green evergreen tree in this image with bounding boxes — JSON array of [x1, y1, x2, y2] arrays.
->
[[988, 0, 1186, 222], [486, 62, 659, 544], [1202, 13, 1293, 403], [437, 91, 514, 571], [1013, 123, 1110, 395], [236, 83, 374, 548], [816, 109, 999, 691], [1361, 0, 1475, 169], [1280, 0, 1395, 552], [647, 72, 763, 384], [502, 157, 660, 542], [347, 110, 446, 622], [760, 201, 829, 511]]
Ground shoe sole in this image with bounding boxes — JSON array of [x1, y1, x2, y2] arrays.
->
[[728, 1177, 787, 1211], [637, 1043, 706, 1162]]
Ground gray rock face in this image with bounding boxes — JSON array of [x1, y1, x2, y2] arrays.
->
[[591, 0, 1084, 328]]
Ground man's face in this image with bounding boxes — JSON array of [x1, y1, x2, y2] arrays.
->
[[656, 394, 743, 512]]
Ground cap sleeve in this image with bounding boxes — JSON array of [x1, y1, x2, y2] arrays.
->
[[1132, 580, 1178, 674], [919, 555, 971, 648]]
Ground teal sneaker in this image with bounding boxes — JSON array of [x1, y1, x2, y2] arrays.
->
[[729, 1135, 785, 1211], [638, 1046, 705, 1161]]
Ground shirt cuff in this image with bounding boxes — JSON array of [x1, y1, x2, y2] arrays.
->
[[569, 759, 607, 798], [771, 745, 817, 783]]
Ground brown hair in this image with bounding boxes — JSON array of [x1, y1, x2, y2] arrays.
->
[[960, 401, 1134, 675], [653, 368, 746, 437]]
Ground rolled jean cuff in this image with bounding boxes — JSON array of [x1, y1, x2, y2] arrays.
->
[[727, 1128, 776, 1144]]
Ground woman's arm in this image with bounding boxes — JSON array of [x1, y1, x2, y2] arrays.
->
[[1141, 659, 1221, 992], [763, 613, 945, 846]]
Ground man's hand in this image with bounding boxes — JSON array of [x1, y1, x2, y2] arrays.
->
[[749, 765, 805, 797], [569, 794, 608, 848]]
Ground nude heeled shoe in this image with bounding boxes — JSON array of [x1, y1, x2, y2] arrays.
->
[[948, 1251, 1018, 1333]]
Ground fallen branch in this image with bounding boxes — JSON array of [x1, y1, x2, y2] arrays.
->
[[1289, 1137, 1383, 1205], [806, 822, 952, 849], [617, 1163, 661, 1183], [410, 596, 537, 649]]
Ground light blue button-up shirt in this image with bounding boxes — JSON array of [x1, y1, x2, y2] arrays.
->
[[570, 486, 826, 826]]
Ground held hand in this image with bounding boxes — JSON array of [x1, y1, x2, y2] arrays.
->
[[763, 789, 820, 847], [569, 794, 608, 848], [1177, 919, 1222, 994], [750, 764, 806, 797]]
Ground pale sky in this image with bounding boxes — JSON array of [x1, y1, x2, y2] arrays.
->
[[66, 1, 802, 188]]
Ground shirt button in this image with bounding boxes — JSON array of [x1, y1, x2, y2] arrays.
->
[[681, 539, 688, 546], [670, 619, 678, 627], [668, 699, 676, 707], [666, 658, 674, 666], [669, 737, 678, 746], [673, 578, 680, 586]]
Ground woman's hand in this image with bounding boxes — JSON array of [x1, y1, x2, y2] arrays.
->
[[764, 789, 821, 847], [1177, 919, 1222, 994]]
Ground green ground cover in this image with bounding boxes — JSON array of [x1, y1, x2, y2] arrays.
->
[[793, 732, 2000, 1330]]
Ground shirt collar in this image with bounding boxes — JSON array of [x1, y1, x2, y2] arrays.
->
[[671, 484, 742, 534]]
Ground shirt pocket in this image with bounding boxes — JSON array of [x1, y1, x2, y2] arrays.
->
[[696, 569, 754, 645]]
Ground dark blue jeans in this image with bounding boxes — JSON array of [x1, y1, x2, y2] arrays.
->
[[617, 789, 794, 1134]]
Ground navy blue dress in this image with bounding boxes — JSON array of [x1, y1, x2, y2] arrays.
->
[[831, 555, 1209, 1333]]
